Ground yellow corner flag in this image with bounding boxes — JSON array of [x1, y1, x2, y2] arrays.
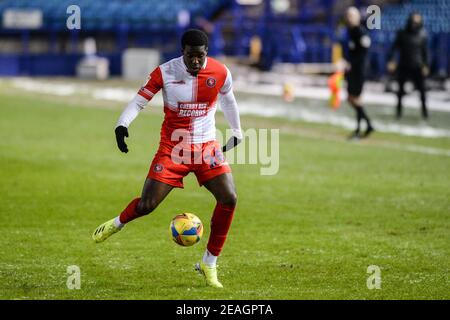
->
[[328, 71, 344, 110]]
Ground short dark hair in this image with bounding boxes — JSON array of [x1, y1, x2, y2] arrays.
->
[[181, 29, 208, 49]]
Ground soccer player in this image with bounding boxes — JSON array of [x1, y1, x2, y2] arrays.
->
[[92, 29, 242, 288], [387, 12, 429, 120], [343, 7, 374, 139]]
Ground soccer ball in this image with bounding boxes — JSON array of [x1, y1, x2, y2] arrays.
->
[[169, 213, 203, 247]]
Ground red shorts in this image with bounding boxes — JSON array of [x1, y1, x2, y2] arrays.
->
[[148, 140, 231, 188]]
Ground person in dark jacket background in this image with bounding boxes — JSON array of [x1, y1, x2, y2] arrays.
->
[[387, 12, 429, 120]]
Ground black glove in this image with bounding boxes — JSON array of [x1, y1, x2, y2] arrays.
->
[[115, 126, 129, 153], [222, 136, 242, 152]]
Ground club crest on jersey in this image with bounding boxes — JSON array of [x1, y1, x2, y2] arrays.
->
[[206, 77, 216, 88], [153, 163, 164, 173]]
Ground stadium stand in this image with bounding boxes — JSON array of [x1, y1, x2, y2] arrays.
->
[[366, 0, 450, 78], [0, 0, 448, 78]]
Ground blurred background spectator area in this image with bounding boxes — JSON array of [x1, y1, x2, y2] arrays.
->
[[0, 0, 448, 79]]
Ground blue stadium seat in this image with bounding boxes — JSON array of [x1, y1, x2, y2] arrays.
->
[[0, 0, 225, 31]]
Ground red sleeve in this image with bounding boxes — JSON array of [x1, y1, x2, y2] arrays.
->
[[138, 66, 163, 100]]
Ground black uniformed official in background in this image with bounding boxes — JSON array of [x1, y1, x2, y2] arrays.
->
[[343, 7, 374, 139], [387, 12, 429, 120]]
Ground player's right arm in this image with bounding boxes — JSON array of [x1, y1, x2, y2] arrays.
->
[[420, 31, 429, 76], [387, 31, 401, 73], [115, 67, 163, 153]]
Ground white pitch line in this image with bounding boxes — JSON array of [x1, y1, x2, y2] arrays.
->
[[7, 78, 450, 147], [379, 142, 450, 157], [281, 126, 450, 158]]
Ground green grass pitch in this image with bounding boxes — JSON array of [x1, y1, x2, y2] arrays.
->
[[0, 86, 448, 300]]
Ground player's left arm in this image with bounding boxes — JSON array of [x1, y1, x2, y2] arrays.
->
[[360, 29, 371, 49], [219, 67, 242, 152]]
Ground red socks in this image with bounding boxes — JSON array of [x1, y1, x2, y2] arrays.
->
[[119, 198, 235, 257], [119, 198, 142, 224], [207, 202, 236, 256]]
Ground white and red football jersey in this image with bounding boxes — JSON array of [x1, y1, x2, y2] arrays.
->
[[138, 56, 232, 145]]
